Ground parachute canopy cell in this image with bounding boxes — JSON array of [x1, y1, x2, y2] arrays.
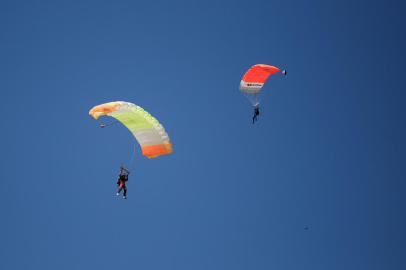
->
[[240, 64, 281, 94], [89, 101, 173, 158]]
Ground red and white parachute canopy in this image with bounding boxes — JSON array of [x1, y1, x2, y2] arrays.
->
[[239, 64, 285, 106]]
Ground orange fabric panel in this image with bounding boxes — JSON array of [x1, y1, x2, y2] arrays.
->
[[242, 64, 281, 83], [142, 143, 173, 158], [89, 103, 121, 119]]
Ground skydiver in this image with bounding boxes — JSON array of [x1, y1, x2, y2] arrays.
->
[[116, 166, 129, 199], [252, 105, 260, 124]]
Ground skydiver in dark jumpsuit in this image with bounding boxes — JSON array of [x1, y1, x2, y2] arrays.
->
[[252, 105, 260, 124], [116, 166, 129, 199]]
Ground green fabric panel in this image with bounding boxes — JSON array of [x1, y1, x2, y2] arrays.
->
[[108, 103, 158, 133]]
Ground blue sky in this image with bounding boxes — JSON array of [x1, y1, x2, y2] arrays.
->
[[1, 0, 405, 269]]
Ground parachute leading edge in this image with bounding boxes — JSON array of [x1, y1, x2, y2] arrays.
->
[[89, 101, 173, 158]]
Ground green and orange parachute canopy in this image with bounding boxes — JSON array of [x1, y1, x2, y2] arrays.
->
[[89, 101, 173, 158]]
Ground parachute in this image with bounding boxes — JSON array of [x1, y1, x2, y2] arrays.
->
[[89, 101, 173, 158], [240, 64, 286, 106]]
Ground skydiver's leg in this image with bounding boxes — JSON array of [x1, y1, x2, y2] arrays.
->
[[117, 181, 124, 195], [123, 186, 127, 198]]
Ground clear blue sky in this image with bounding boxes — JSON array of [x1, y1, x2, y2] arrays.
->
[[1, 0, 405, 269]]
